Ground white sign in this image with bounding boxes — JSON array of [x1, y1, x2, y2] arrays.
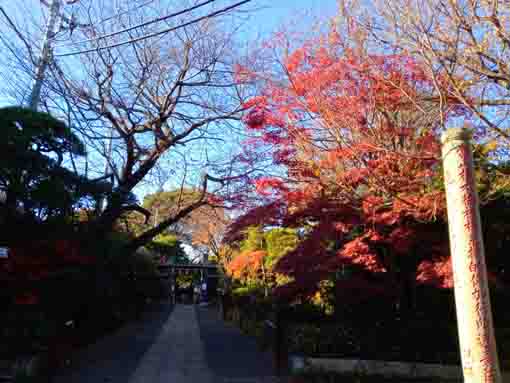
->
[[0, 247, 8, 258]]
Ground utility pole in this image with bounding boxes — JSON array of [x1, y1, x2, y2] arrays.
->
[[28, 0, 62, 111], [100, 127, 114, 211]]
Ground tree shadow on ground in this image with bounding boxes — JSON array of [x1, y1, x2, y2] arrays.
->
[[51, 301, 173, 383], [196, 305, 275, 380]]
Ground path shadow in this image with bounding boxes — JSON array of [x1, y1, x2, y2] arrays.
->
[[196, 305, 274, 380], [52, 300, 173, 383]]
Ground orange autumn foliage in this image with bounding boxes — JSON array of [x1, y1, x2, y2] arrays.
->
[[226, 250, 267, 280]]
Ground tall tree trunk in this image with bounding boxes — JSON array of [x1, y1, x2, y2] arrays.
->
[[261, 262, 269, 298], [397, 255, 419, 320]]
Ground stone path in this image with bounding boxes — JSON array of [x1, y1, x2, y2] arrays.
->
[[196, 305, 276, 383], [52, 300, 174, 383], [52, 301, 280, 383], [129, 304, 213, 383]]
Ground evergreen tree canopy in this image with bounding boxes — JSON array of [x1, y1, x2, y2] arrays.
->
[[0, 107, 110, 241]]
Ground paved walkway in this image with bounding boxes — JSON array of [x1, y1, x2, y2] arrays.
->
[[52, 302, 278, 383], [197, 305, 276, 383], [52, 301, 174, 383]]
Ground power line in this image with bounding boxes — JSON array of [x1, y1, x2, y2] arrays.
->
[[55, 0, 251, 57], [93, 0, 156, 26], [56, 0, 216, 48]]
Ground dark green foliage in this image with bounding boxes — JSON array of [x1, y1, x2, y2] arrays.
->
[[0, 106, 85, 157], [146, 233, 188, 264], [0, 108, 172, 369], [122, 189, 202, 240], [142, 189, 201, 209], [0, 106, 110, 241]]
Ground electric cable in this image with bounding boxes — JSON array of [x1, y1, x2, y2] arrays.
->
[[92, 0, 156, 26], [55, 0, 216, 47], [55, 0, 251, 57]]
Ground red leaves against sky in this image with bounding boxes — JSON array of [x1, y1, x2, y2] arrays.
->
[[226, 27, 462, 300], [240, 39, 446, 221], [254, 177, 288, 196]]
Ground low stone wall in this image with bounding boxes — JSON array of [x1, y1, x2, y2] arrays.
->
[[290, 356, 464, 380], [291, 356, 510, 381]]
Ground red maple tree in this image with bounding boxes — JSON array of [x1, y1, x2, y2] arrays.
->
[[226, 25, 464, 311]]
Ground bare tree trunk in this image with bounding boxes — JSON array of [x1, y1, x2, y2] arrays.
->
[[261, 261, 269, 298]]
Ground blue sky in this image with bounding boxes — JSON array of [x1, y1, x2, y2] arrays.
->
[[247, 0, 337, 35], [0, 0, 339, 201], [0, 0, 338, 108]]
